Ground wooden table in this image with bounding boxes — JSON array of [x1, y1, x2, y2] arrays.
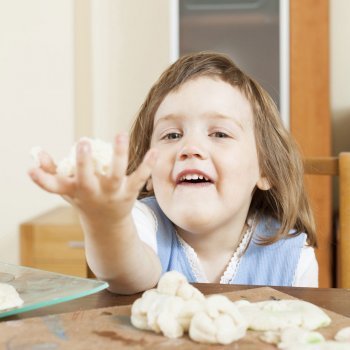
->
[[2, 284, 350, 321]]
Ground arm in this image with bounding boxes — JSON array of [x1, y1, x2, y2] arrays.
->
[[29, 134, 161, 294]]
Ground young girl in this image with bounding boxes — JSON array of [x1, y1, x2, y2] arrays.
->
[[29, 52, 318, 294]]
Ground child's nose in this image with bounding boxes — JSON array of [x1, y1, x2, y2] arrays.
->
[[177, 140, 208, 161]]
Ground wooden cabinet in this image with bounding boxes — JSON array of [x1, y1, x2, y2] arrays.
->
[[20, 206, 88, 277], [290, 0, 331, 287]]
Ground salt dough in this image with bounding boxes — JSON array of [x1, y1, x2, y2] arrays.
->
[[282, 341, 350, 350], [31, 138, 113, 176], [259, 325, 350, 349], [131, 271, 247, 344], [156, 270, 204, 301], [131, 271, 348, 347], [260, 327, 324, 346], [0, 282, 24, 311], [189, 294, 247, 344], [235, 299, 331, 331], [335, 327, 350, 342], [131, 271, 205, 339], [278, 327, 324, 348]]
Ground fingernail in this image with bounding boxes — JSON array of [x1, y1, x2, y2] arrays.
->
[[41, 152, 50, 165], [78, 142, 90, 155], [29, 169, 38, 181]]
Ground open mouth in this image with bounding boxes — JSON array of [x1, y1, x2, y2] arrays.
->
[[176, 173, 214, 185]]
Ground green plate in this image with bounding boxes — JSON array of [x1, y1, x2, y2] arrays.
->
[[0, 262, 108, 318]]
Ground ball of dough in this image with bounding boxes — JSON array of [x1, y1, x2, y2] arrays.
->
[[31, 138, 113, 177], [57, 138, 113, 176]]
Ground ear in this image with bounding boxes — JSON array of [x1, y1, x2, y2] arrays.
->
[[146, 177, 153, 191], [256, 176, 271, 191]]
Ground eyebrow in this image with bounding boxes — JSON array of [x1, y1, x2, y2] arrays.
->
[[153, 114, 179, 128], [208, 113, 244, 130], [154, 113, 244, 130]]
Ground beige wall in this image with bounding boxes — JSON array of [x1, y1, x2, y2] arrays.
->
[[76, 0, 171, 141], [0, 0, 74, 264], [0, 0, 348, 264]]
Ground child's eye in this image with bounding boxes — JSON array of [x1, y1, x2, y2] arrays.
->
[[210, 131, 229, 138], [162, 132, 182, 140]]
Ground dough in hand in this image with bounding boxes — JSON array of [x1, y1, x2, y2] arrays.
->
[[31, 138, 113, 176], [0, 283, 24, 311]]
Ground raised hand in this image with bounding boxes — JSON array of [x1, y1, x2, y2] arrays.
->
[[28, 134, 158, 226]]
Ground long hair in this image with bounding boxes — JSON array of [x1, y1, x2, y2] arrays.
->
[[127, 52, 317, 247]]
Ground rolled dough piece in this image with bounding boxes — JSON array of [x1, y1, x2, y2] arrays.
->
[[0, 282, 24, 311], [235, 299, 331, 331]]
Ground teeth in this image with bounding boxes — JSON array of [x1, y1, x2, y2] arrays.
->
[[180, 174, 210, 181]]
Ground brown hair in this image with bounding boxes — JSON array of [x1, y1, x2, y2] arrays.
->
[[127, 51, 317, 247]]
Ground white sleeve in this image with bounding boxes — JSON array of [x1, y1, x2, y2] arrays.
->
[[292, 245, 319, 287], [131, 200, 158, 253]]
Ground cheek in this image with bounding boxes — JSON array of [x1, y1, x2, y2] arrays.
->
[[217, 152, 260, 191], [151, 152, 173, 187]]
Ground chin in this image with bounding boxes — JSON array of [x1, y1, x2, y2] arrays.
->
[[173, 209, 215, 231]]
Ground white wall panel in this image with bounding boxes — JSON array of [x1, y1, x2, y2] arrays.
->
[[0, 0, 74, 263]]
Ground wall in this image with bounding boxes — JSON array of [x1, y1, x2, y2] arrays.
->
[[75, 0, 171, 141], [0, 0, 74, 263]]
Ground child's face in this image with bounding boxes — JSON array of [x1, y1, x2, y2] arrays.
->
[[150, 76, 268, 234]]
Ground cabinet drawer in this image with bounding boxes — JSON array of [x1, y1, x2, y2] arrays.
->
[[29, 227, 85, 261], [20, 206, 88, 277]]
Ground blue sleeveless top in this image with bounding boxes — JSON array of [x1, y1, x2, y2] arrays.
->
[[141, 196, 306, 286]]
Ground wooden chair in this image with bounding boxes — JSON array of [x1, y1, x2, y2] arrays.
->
[[304, 152, 350, 288]]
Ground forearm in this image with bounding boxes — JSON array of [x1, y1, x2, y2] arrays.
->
[[81, 214, 162, 294], [28, 135, 160, 294]]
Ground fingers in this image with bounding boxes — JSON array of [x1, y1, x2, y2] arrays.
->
[[102, 133, 129, 191], [126, 148, 158, 194], [39, 151, 57, 174], [28, 167, 75, 195], [29, 135, 158, 208], [111, 133, 129, 177], [75, 140, 98, 192]]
